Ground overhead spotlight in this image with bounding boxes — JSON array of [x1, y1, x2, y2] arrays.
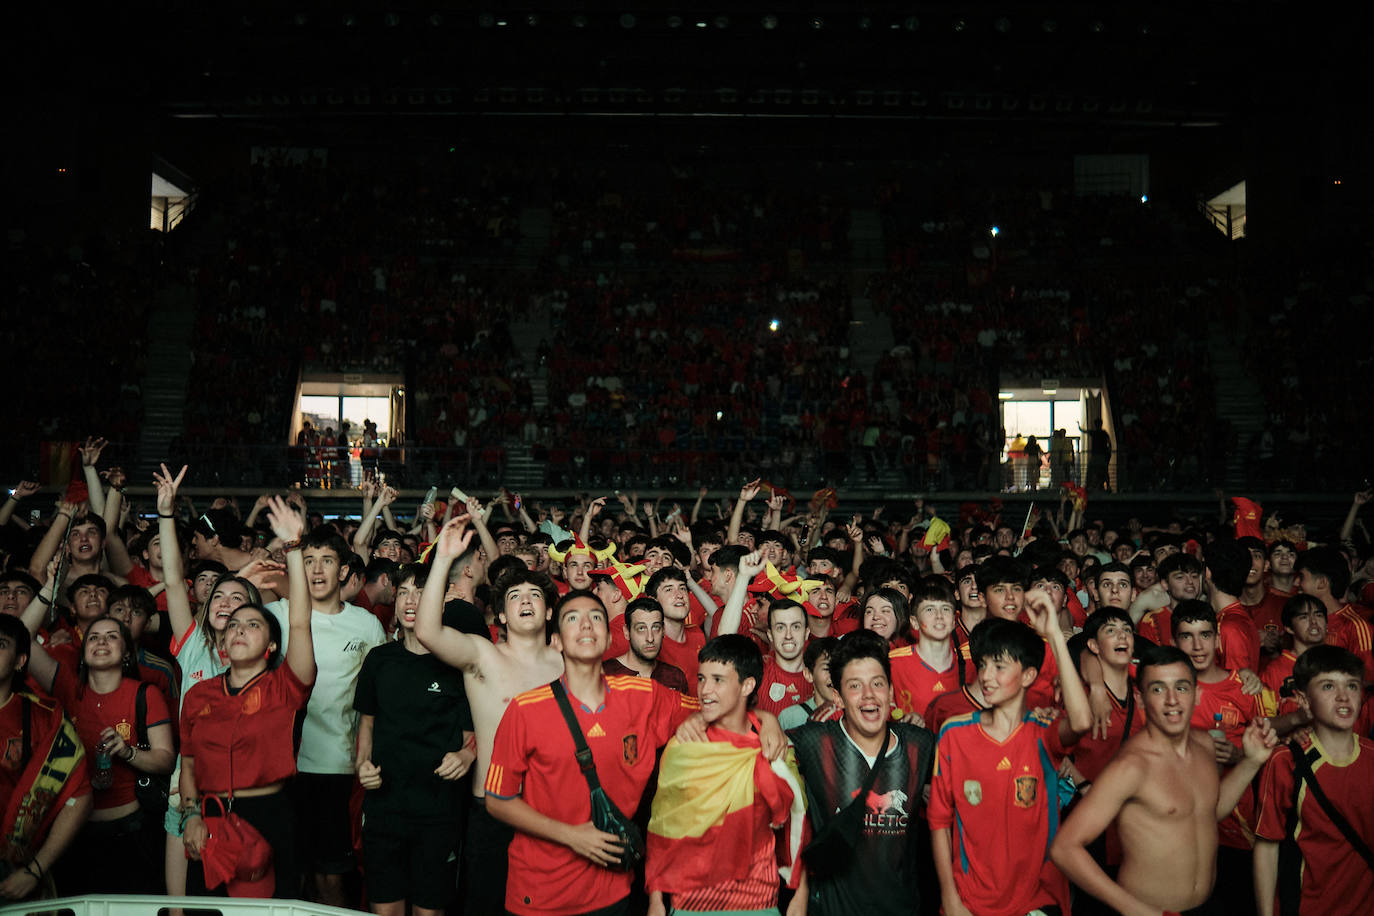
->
[[1041, 19, 1057, 33], [572, 14, 587, 28], [714, 15, 728, 28], [811, 17, 823, 29], [1141, 194, 1149, 203], [903, 16, 920, 31], [994, 17, 1011, 33], [990, 226, 1000, 237], [666, 15, 683, 28], [762, 14, 778, 30], [496, 18, 507, 26], [696, 21, 707, 28], [619, 13, 636, 29]]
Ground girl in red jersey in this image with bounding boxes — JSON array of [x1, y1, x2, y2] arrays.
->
[[179, 496, 316, 898]]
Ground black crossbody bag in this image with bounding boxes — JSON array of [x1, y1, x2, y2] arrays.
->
[[549, 680, 645, 871], [802, 725, 890, 879]]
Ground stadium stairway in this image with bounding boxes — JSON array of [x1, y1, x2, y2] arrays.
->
[[504, 284, 551, 489], [1206, 320, 1267, 490], [134, 279, 197, 478]]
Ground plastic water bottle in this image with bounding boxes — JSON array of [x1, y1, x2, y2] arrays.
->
[[91, 747, 113, 791], [1207, 712, 1227, 742]]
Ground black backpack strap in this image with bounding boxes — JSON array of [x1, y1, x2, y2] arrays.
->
[[1118, 688, 1135, 749], [19, 696, 31, 770], [1291, 739, 1374, 872], [550, 679, 602, 792], [134, 681, 149, 749]]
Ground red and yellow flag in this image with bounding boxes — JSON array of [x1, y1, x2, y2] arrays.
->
[[646, 726, 807, 894]]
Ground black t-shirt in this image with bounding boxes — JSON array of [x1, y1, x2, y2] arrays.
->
[[788, 720, 935, 916], [353, 640, 473, 824], [444, 597, 492, 639]]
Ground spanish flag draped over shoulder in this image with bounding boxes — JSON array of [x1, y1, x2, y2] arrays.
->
[[646, 725, 808, 893]]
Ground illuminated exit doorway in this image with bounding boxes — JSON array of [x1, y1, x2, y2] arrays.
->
[[292, 375, 405, 486], [998, 379, 1115, 492]]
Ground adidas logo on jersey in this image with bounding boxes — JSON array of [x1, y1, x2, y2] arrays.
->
[[932, 681, 945, 692], [587, 723, 607, 738], [996, 757, 1011, 771]]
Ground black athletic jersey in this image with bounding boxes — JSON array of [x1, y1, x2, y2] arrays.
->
[[788, 720, 935, 916]]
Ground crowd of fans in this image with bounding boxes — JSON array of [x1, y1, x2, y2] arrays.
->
[[0, 450, 1370, 914]]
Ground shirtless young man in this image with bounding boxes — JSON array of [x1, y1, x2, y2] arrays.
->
[[1051, 644, 1277, 916], [415, 516, 565, 916]]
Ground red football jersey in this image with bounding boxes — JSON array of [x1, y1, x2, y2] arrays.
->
[[1068, 687, 1145, 783], [1325, 605, 1374, 682], [52, 666, 171, 811], [928, 711, 1071, 916], [1135, 607, 1173, 647], [889, 645, 961, 719], [755, 657, 812, 716], [924, 686, 985, 734], [1254, 734, 1374, 916], [180, 665, 310, 794], [486, 675, 699, 915], [1216, 602, 1261, 673], [1192, 670, 1275, 849], [659, 627, 707, 694]]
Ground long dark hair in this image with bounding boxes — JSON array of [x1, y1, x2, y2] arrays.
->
[[76, 616, 141, 694]]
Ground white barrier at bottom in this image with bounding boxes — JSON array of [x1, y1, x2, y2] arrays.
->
[[0, 895, 360, 916]]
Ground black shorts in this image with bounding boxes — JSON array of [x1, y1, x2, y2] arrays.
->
[[463, 798, 515, 915], [363, 819, 457, 909], [294, 772, 356, 875]]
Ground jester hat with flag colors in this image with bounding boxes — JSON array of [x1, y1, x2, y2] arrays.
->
[[747, 562, 824, 604], [547, 536, 617, 566], [589, 559, 648, 601], [1231, 497, 1263, 540]]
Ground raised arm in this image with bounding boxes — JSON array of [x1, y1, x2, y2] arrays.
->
[[1340, 489, 1370, 546], [100, 466, 133, 576], [415, 518, 487, 670], [465, 496, 500, 562], [266, 496, 315, 686], [579, 496, 607, 544], [27, 502, 78, 582], [19, 560, 61, 692], [717, 550, 765, 637], [1026, 587, 1093, 738], [79, 437, 108, 516], [154, 464, 195, 641], [690, 486, 708, 524], [352, 482, 396, 562], [727, 480, 760, 545], [0, 481, 39, 529]]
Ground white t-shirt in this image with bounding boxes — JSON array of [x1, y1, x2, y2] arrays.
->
[[266, 599, 385, 774]]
